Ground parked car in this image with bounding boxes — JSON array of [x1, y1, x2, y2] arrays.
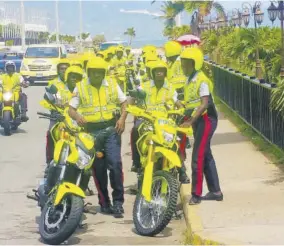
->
[[20, 44, 67, 84], [0, 52, 23, 73]]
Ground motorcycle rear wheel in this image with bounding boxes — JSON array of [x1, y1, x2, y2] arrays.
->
[[39, 195, 84, 245], [133, 170, 178, 236]]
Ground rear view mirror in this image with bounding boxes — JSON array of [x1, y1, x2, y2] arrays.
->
[[45, 84, 58, 94], [44, 92, 56, 104]]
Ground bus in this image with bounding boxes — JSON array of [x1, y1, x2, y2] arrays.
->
[[99, 41, 128, 51]]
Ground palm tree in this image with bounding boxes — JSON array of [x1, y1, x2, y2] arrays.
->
[[123, 27, 136, 45]]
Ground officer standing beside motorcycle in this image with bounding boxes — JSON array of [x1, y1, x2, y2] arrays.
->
[[164, 41, 191, 184], [0, 61, 29, 121], [68, 57, 127, 218], [179, 47, 223, 205], [46, 59, 71, 165]]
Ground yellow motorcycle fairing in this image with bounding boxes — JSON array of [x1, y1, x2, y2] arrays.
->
[[53, 182, 86, 206], [77, 132, 95, 151]]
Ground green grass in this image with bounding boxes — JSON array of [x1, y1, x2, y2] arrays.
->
[[215, 98, 284, 165], [182, 229, 222, 245]]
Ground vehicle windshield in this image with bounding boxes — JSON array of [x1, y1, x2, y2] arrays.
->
[[25, 47, 60, 58]]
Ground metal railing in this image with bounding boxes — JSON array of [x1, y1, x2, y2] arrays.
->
[[203, 61, 284, 149]]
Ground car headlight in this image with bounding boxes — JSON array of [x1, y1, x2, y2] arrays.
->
[[21, 64, 28, 71], [51, 64, 57, 72], [3, 92, 12, 101], [76, 147, 92, 169], [162, 131, 174, 143]]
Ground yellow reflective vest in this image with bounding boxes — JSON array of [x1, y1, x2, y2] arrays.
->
[[0, 73, 22, 93], [76, 79, 119, 123], [184, 71, 214, 110], [141, 80, 175, 115]]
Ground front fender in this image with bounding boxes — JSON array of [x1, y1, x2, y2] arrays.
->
[[54, 182, 85, 206], [154, 147, 181, 169], [2, 107, 14, 118]]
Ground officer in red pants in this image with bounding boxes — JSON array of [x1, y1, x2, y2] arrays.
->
[[179, 47, 223, 205]]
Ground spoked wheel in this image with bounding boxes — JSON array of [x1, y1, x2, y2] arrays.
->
[[133, 170, 178, 236], [39, 195, 84, 245]]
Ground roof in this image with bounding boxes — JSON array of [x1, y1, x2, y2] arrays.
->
[[26, 44, 64, 48]]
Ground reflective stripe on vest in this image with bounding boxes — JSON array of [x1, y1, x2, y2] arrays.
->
[[142, 81, 172, 114], [77, 79, 118, 123]]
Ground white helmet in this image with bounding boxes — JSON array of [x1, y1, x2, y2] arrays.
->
[[5, 61, 16, 72]]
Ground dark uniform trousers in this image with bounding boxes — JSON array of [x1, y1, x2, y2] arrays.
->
[[92, 132, 124, 207], [191, 113, 221, 196]]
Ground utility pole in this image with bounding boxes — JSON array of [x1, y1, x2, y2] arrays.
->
[[20, 0, 26, 49], [55, 0, 59, 44], [79, 0, 83, 52]]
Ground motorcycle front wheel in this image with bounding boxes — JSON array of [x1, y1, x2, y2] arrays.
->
[[39, 194, 84, 245], [133, 170, 178, 236], [3, 111, 12, 136]]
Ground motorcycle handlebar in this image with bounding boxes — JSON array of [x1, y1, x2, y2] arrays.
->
[[37, 112, 52, 118]]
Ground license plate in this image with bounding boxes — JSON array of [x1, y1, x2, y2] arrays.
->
[[36, 73, 43, 77]]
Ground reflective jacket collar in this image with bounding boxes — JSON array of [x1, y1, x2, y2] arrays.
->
[[150, 79, 169, 89], [187, 71, 199, 84]]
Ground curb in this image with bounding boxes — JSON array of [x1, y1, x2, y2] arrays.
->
[[180, 184, 244, 245], [180, 183, 222, 245]]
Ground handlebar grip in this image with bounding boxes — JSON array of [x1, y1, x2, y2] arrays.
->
[[37, 112, 52, 117]]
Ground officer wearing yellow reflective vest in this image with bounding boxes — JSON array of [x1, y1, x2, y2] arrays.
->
[[164, 41, 185, 97], [178, 47, 222, 205], [68, 58, 127, 218], [45, 65, 84, 165], [130, 60, 190, 184]]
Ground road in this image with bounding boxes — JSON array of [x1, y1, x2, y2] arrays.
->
[[0, 86, 185, 245]]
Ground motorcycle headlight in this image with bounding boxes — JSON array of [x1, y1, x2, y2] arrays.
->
[[3, 92, 12, 101], [76, 147, 92, 169], [162, 131, 174, 143]]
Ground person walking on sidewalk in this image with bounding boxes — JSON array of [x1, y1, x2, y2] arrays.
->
[[179, 47, 223, 205]]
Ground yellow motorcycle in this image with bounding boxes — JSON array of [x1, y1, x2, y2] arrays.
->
[[0, 83, 24, 135], [126, 104, 193, 236], [32, 86, 96, 245]]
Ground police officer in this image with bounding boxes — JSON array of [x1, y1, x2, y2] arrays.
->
[[46, 59, 71, 164], [179, 47, 223, 205], [68, 57, 127, 218]]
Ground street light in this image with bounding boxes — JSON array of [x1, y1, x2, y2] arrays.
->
[[242, 1, 264, 79], [268, 1, 284, 78]]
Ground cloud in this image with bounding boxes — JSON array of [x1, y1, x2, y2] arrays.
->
[[120, 8, 162, 17]]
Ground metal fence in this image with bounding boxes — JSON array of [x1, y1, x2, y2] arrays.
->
[[203, 61, 284, 150]]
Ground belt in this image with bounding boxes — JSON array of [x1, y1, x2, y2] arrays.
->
[[86, 119, 116, 132]]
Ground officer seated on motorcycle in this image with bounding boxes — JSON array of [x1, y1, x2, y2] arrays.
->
[[130, 59, 190, 184], [0, 61, 29, 122]]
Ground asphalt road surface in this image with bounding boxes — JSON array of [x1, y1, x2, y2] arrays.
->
[[0, 85, 185, 245]]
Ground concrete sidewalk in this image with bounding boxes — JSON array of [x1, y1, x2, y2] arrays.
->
[[181, 113, 284, 245]]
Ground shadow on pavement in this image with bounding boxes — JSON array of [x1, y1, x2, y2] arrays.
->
[[263, 166, 284, 185], [212, 132, 247, 146], [131, 226, 173, 238]]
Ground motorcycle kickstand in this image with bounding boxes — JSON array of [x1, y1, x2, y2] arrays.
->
[[86, 187, 95, 196], [26, 189, 39, 202], [83, 202, 96, 215]]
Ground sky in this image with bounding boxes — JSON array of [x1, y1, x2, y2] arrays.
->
[[7, 1, 278, 41]]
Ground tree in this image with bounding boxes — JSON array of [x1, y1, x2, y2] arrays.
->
[[92, 34, 106, 45], [123, 27, 136, 45], [79, 32, 90, 41], [163, 25, 190, 39], [38, 32, 50, 43]]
